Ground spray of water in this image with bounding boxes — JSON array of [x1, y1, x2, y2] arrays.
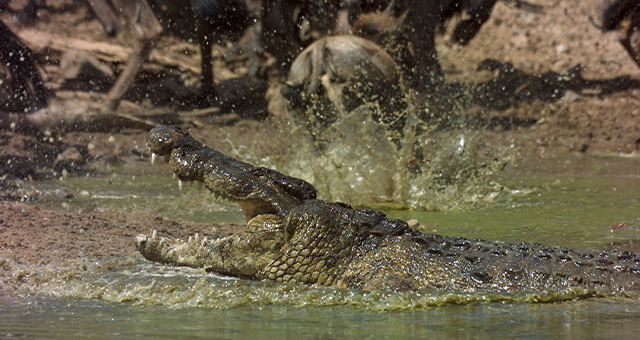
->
[[241, 103, 511, 211]]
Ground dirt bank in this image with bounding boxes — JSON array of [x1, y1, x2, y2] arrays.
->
[[0, 201, 243, 297]]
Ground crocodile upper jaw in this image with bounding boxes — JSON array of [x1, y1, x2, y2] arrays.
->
[[146, 126, 318, 223]]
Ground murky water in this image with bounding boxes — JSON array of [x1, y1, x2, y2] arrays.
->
[[5, 126, 640, 337], [3, 293, 640, 339], [29, 152, 640, 249], [3, 257, 640, 337]]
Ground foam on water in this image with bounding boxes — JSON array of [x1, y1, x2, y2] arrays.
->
[[5, 257, 638, 311]]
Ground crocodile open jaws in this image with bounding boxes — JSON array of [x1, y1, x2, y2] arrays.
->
[[137, 125, 640, 292]]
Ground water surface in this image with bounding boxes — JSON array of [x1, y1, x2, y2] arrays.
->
[[4, 152, 640, 338], [3, 294, 640, 339]]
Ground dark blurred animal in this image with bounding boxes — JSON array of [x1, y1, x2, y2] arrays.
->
[[602, 0, 640, 68], [351, 4, 415, 81], [284, 0, 501, 88], [283, 35, 404, 130], [260, 0, 354, 69], [0, 20, 49, 113], [88, 0, 260, 109], [350, 0, 542, 89], [260, 0, 403, 69], [281, 0, 540, 89], [87, 0, 163, 110], [400, 0, 508, 87], [189, 0, 261, 102]]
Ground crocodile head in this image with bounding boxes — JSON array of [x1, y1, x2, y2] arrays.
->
[[136, 126, 322, 276]]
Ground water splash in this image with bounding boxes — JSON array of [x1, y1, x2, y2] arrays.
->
[[247, 104, 511, 210], [5, 258, 637, 311]]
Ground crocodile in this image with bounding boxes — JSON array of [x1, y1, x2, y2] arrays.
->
[[137, 125, 640, 292]]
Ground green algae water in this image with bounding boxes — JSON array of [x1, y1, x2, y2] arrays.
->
[[5, 138, 640, 338], [3, 295, 640, 338], [3, 257, 640, 338], [29, 153, 640, 249]]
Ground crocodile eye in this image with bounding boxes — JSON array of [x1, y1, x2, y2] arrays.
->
[[137, 239, 147, 249]]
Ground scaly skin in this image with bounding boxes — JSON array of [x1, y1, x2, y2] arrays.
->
[[137, 126, 640, 292]]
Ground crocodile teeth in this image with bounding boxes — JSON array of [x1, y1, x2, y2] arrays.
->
[[173, 173, 177, 179], [152, 230, 158, 240], [194, 233, 200, 243], [179, 179, 185, 192], [151, 152, 158, 165], [188, 236, 193, 244]]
